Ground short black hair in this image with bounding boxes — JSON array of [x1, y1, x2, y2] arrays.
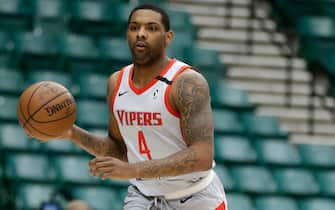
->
[[127, 4, 170, 32]]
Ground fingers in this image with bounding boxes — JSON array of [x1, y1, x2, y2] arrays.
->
[[89, 157, 116, 178]]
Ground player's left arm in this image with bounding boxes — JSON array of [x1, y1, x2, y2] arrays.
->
[[89, 69, 214, 179], [132, 69, 214, 177]]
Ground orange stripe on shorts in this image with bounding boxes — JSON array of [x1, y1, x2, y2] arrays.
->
[[215, 201, 226, 210]]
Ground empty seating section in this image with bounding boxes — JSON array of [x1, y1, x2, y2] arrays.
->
[[231, 166, 278, 194], [215, 136, 257, 164], [0, 67, 23, 94], [272, 0, 335, 94], [226, 193, 255, 210], [273, 168, 319, 196], [72, 186, 123, 210], [0, 1, 333, 210], [15, 183, 57, 210], [255, 196, 300, 210], [255, 140, 301, 166]]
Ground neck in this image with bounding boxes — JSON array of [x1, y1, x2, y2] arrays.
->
[[132, 56, 171, 88]]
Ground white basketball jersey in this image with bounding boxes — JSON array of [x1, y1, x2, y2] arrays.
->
[[112, 58, 212, 197]]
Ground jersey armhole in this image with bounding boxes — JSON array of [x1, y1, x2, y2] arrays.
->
[[164, 65, 190, 118], [111, 68, 125, 113]]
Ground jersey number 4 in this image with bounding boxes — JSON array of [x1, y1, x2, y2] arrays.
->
[[138, 131, 152, 160]]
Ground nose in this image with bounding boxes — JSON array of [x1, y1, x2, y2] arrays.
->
[[136, 26, 147, 40]]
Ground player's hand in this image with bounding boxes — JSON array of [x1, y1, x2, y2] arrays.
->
[[89, 156, 136, 180]]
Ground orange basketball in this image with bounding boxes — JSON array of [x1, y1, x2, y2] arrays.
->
[[17, 81, 76, 141]]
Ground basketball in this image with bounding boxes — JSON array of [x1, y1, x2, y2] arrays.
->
[[17, 81, 76, 141]]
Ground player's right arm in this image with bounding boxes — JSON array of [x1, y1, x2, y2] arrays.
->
[[65, 71, 127, 160]]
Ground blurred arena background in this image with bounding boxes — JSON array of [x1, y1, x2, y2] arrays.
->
[[0, 0, 335, 209]]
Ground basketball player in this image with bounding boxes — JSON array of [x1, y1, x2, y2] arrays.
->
[[42, 4, 227, 210]]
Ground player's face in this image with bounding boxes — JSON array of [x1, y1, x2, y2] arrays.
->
[[127, 9, 172, 66]]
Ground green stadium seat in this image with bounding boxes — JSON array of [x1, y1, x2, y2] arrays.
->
[[0, 30, 15, 67], [61, 33, 102, 73], [297, 17, 335, 39], [166, 8, 194, 31], [316, 171, 335, 197], [113, 3, 133, 37], [255, 196, 299, 210], [76, 100, 109, 128], [72, 186, 123, 210], [98, 38, 132, 72], [118, 188, 128, 204], [0, 95, 18, 122], [299, 198, 335, 210], [213, 109, 243, 135], [185, 47, 224, 87], [211, 83, 253, 111], [5, 153, 56, 182], [226, 193, 255, 210], [319, 50, 335, 76], [15, 32, 61, 70], [77, 73, 109, 100], [231, 166, 277, 193], [298, 144, 335, 168], [0, 67, 24, 94], [214, 164, 235, 191], [255, 140, 301, 166], [215, 136, 257, 164], [297, 16, 335, 63], [15, 183, 57, 210], [0, 0, 33, 31], [243, 114, 287, 139], [167, 30, 194, 61], [34, 0, 68, 34], [43, 139, 79, 154], [274, 168, 319, 195], [69, 0, 117, 37], [106, 178, 130, 190], [26, 70, 72, 89], [0, 124, 40, 152], [35, 0, 68, 20], [53, 155, 100, 185]]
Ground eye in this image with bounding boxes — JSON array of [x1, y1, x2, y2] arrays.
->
[[148, 25, 158, 32], [129, 25, 137, 31]]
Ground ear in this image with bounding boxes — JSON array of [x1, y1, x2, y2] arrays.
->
[[165, 31, 174, 47]]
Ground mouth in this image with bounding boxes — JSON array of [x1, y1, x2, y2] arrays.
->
[[135, 41, 148, 51]]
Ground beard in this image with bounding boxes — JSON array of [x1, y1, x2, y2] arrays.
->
[[131, 46, 163, 67]]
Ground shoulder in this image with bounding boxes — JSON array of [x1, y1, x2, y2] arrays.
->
[[106, 70, 122, 105], [170, 68, 211, 111], [173, 68, 209, 87]]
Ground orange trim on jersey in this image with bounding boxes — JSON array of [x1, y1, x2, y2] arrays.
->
[[215, 201, 226, 210], [164, 65, 190, 118], [128, 58, 177, 95], [111, 68, 125, 113]]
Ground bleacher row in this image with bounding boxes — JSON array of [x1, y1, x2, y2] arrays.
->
[[0, 0, 334, 210], [0, 0, 224, 77], [271, 0, 335, 95]]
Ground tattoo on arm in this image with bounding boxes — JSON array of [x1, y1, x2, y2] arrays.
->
[[175, 73, 214, 145], [71, 126, 125, 159]]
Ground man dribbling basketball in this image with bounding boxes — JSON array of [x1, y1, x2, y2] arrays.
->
[[33, 4, 227, 210]]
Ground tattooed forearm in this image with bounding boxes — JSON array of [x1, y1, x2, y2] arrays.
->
[[133, 146, 200, 178], [70, 125, 125, 159]]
